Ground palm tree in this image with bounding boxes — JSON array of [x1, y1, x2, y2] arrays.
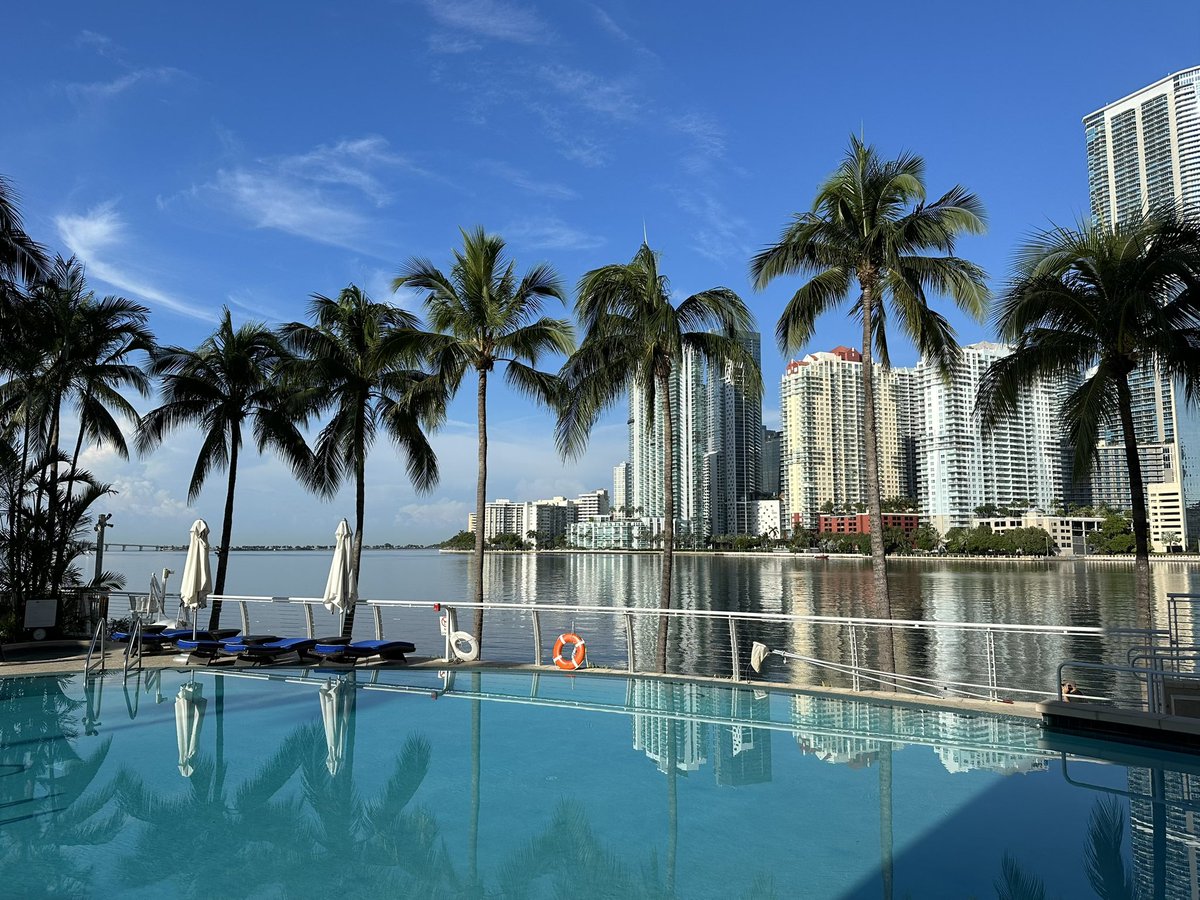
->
[[557, 242, 760, 672], [750, 136, 987, 640], [0, 174, 48, 290], [138, 309, 310, 626], [394, 227, 572, 651], [281, 286, 443, 602], [977, 208, 1200, 618]]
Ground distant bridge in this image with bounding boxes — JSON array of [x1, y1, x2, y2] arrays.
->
[[94, 542, 189, 552]]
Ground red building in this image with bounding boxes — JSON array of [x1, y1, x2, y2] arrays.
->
[[818, 513, 919, 535]]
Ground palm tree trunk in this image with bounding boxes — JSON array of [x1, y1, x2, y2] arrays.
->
[[1115, 374, 1152, 623], [666, 715, 678, 895], [343, 414, 367, 639], [468, 671, 482, 889], [656, 371, 675, 674], [209, 427, 239, 629], [53, 391, 91, 588], [473, 367, 487, 649], [859, 276, 896, 682]]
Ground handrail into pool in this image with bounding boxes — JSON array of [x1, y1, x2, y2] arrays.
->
[[1056, 659, 1200, 713]]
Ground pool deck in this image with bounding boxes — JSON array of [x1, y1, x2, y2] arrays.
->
[[0, 641, 1044, 720]]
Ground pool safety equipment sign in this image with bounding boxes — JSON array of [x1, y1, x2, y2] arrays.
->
[[24, 598, 58, 630]]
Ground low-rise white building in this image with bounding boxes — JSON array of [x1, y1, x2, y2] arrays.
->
[[970, 513, 1104, 556]]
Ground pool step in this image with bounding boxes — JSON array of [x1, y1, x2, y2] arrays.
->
[[1039, 698, 1200, 749]]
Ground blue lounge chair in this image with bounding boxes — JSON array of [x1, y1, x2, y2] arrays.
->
[[311, 639, 415, 665], [220, 635, 349, 665]]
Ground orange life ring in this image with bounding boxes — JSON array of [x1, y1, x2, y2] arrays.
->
[[552, 632, 587, 670]]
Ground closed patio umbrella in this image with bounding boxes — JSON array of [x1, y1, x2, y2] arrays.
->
[[174, 680, 207, 778], [180, 520, 212, 639], [318, 674, 356, 777], [323, 519, 358, 633]]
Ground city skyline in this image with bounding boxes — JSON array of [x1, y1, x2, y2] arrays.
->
[[2, 5, 1197, 544]]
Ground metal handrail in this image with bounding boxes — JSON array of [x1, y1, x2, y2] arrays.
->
[[208, 593, 1109, 637], [1056, 659, 1200, 711]]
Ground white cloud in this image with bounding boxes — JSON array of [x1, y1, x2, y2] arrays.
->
[[673, 188, 754, 266], [396, 497, 472, 531], [538, 64, 639, 121], [424, 0, 555, 44], [55, 203, 217, 322], [209, 168, 371, 250], [671, 112, 727, 175], [504, 216, 604, 251], [64, 66, 185, 101], [426, 32, 483, 54], [277, 135, 428, 205], [477, 160, 577, 199]]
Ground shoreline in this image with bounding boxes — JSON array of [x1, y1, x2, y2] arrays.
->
[[436, 548, 1200, 565]]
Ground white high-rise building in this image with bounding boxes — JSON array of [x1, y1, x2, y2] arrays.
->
[[916, 342, 1062, 532], [612, 462, 631, 514], [779, 347, 917, 532], [1084, 67, 1200, 226], [628, 332, 762, 538]]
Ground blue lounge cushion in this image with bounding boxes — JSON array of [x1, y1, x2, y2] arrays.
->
[[313, 639, 415, 659], [221, 637, 318, 657]]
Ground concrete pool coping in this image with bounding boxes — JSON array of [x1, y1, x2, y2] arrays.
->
[[0, 645, 1044, 720]]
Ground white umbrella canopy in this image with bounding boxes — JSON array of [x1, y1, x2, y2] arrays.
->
[[318, 675, 356, 777], [322, 519, 358, 617], [174, 681, 207, 778], [180, 519, 213, 630]]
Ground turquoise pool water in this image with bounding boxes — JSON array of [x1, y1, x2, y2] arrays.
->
[[0, 668, 1195, 898]]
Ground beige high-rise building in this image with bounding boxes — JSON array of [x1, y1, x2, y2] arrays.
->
[[1084, 67, 1200, 226], [779, 347, 917, 532]]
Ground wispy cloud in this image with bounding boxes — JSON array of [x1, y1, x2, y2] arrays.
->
[[538, 64, 639, 121], [55, 203, 217, 322], [208, 168, 372, 250], [63, 66, 185, 101], [530, 104, 608, 167], [673, 188, 753, 265], [424, 0, 555, 44], [426, 31, 483, 54], [183, 135, 440, 253], [671, 112, 727, 175], [477, 160, 577, 199], [588, 5, 659, 63], [505, 216, 604, 251], [277, 135, 431, 204]]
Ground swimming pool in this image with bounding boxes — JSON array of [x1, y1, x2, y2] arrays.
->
[[0, 668, 1195, 898]]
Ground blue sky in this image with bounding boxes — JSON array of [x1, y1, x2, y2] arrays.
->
[[3, 1, 1198, 545]]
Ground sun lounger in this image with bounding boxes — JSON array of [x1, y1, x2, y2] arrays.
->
[[311, 639, 415, 665], [221, 635, 349, 665]]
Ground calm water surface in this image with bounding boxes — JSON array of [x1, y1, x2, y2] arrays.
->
[[2, 667, 1196, 898], [101, 551, 1200, 699]]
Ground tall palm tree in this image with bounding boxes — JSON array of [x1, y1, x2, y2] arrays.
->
[[394, 227, 572, 651], [750, 136, 987, 639], [138, 309, 310, 626], [557, 243, 760, 673], [977, 208, 1200, 619], [281, 286, 443, 607], [0, 174, 48, 290]]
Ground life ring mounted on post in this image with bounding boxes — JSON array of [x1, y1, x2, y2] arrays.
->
[[451, 631, 479, 662], [552, 632, 587, 670]]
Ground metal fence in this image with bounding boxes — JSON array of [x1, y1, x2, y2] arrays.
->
[[87, 590, 1140, 704]]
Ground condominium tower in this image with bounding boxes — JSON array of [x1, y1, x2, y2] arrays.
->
[[916, 342, 1062, 532], [779, 347, 916, 532], [1084, 67, 1200, 225], [628, 332, 763, 537]]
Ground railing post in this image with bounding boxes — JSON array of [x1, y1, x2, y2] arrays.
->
[[848, 624, 860, 691], [303, 603, 315, 639], [986, 629, 998, 700], [239, 600, 250, 637], [532, 609, 543, 667], [373, 605, 383, 641], [729, 616, 741, 682], [624, 612, 636, 673]]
